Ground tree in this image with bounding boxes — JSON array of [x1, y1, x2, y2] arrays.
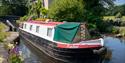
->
[[83, 0, 115, 21], [35, 0, 43, 17], [1, 0, 28, 5], [104, 4, 125, 16], [115, 12, 122, 18], [48, 0, 115, 33], [0, 5, 12, 16], [0, 0, 28, 16], [28, 0, 47, 18], [48, 0, 115, 22], [49, 0, 84, 21], [41, 8, 48, 18]]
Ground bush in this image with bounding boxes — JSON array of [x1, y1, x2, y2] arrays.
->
[[9, 54, 22, 63], [48, 0, 84, 22], [119, 27, 125, 36], [96, 20, 112, 33], [111, 27, 119, 34], [0, 23, 7, 32], [0, 32, 10, 42], [88, 23, 97, 30], [0, 23, 9, 42], [35, 18, 47, 21], [19, 16, 29, 21]]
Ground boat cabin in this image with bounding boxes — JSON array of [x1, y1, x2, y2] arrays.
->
[[20, 21, 89, 44]]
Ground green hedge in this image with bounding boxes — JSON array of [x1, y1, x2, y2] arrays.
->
[[0, 23, 9, 42]]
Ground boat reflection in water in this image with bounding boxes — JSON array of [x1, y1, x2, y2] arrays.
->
[[19, 40, 41, 63]]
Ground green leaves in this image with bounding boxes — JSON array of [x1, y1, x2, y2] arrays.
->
[[0, 5, 12, 16], [48, 0, 115, 22], [48, 0, 84, 21], [0, 23, 9, 42], [104, 4, 125, 16], [28, 0, 47, 18], [9, 54, 22, 63], [0, 0, 28, 16]]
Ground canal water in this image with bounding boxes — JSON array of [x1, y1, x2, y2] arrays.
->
[[19, 40, 41, 63], [103, 37, 125, 63], [19, 37, 125, 63]]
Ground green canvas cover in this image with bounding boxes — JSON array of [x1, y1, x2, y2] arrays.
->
[[54, 23, 80, 43]]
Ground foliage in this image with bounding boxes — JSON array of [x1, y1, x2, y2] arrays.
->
[[35, 18, 48, 21], [83, 0, 103, 21], [0, 0, 28, 16], [49, 0, 115, 22], [87, 23, 97, 31], [48, 0, 84, 21], [115, 12, 122, 18], [0, 32, 9, 42], [83, 0, 115, 22], [103, 16, 125, 21], [19, 15, 29, 21], [119, 27, 125, 36], [0, 5, 12, 16], [4, 42, 22, 63], [0, 23, 9, 42], [104, 4, 125, 16], [41, 8, 48, 18], [0, 22, 7, 31], [28, 0, 48, 18], [48, 0, 116, 34], [4, 43, 8, 50], [111, 27, 118, 34], [1, 0, 28, 5], [93, 19, 117, 33], [103, 16, 115, 20], [9, 54, 22, 63], [122, 16, 125, 21]]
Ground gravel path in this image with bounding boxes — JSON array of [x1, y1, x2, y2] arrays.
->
[[4, 32, 19, 42], [0, 43, 8, 63]]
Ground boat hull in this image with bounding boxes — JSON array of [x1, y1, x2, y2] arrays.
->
[[19, 30, 104, 63]]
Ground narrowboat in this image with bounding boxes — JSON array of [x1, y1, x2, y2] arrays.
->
[[19, 20, 106, 63]]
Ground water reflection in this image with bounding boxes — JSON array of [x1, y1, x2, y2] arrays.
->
[[19, 40, 41, 63], [104, 37, 125, 63]]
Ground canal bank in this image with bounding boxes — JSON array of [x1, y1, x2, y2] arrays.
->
[[0, 22, 18, 63]]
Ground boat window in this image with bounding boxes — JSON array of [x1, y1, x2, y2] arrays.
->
[[47, 28, 52, 37], [22, 24, 24, 28], [30, 25, 33, 31], [20, 23, 23, 28], [36, 26, 40, 33], [24, 24, 26, 29]]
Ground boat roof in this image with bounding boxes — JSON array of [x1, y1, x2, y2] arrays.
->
[[26, 20, 64, 26]]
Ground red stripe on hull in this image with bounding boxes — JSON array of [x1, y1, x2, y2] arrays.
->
[[57, 43, 101, 48], [27, 21, 63, 26]]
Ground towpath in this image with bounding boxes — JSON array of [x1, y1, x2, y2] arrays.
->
[[0, 43, 8, 63], [0, 22, 19, 63], [0, 32, 19, 63], [4, 32, 19, 42]]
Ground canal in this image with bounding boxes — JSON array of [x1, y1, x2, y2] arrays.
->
[[103, 37, 125, 63], [19, 40, 41, 63], [19, 37, 125, 63]]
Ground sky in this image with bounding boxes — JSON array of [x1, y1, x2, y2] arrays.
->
[[115, 0, 125, 5]]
